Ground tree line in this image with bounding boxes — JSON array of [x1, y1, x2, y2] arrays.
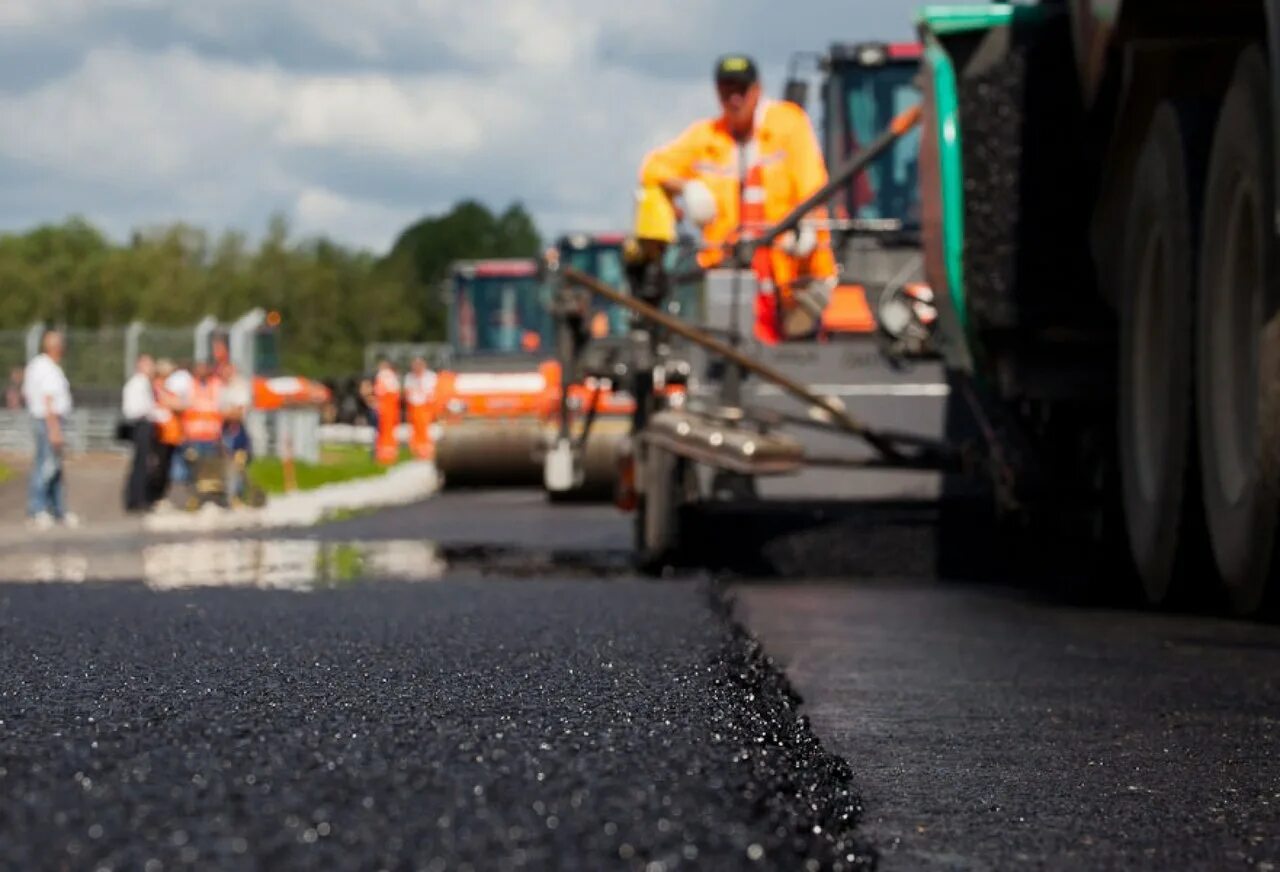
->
[[0, 200, 543, 377]]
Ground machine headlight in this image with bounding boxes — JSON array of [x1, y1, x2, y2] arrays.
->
[[446, 398, 468, 415]]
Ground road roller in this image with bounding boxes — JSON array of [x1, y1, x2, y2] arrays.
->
[[433, 258, 558, 489]]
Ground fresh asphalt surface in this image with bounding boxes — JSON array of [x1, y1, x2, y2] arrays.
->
[[2, 353, 1278, 870]]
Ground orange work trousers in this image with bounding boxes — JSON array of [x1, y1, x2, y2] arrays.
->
[[407, 402, 434, 459], [375, 393, 401, 464]]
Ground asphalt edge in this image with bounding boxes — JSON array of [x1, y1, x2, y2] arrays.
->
[[706, 579, 878, 870]]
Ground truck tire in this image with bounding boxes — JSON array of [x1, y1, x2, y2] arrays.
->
[[1196, 47, 1279, 616], [1118, 101, 1212, 607]]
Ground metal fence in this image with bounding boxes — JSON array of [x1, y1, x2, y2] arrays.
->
[[132, 324, 196, 373], [0, 408, 322, 463], [0, 327, 40, 393], [0, 409, 128, 455], [4, 317, 324, 462], [363, 342, 452, 374]]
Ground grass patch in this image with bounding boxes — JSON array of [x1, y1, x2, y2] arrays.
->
[[248, 443, 413, 495]]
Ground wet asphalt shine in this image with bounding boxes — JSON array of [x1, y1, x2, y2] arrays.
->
[[1, 488, 1278, 871]]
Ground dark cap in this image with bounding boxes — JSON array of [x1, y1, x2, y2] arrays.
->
[[714, 54, 758, 85]]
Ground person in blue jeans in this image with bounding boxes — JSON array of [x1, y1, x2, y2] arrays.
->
[[22, 330, 78, 529]]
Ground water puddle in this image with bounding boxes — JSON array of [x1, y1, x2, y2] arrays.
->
[[0, 538, 649, 589], [0, 540, 447, 590]]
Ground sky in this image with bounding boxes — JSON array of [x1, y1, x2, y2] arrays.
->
[[0, 1, 933, 254]]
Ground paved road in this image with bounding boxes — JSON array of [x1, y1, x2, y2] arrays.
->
[[3, 484, 1278, 871], [732, 580, 1280, 871], [0, 494, 869, 872]]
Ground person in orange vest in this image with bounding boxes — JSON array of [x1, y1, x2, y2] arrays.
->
[[637, 54, 838, 343], [148, 359, 185, 506], [178, 360, 225, 485], [373, 358, 401, 464], [403, 356, 436, 460]]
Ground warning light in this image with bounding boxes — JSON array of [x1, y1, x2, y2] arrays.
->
[[266, 310, 282, 327]]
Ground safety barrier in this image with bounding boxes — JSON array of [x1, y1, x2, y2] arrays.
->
[[0, 408, 324, 462], [0, 409, 129, 455]]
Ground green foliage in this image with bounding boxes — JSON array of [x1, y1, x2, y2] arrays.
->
[[380, 200, 542, 339], [0, 201, 542, 377], [246, 442, 411, 494]]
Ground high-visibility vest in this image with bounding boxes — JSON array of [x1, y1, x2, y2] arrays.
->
[[182, 377, 223, 442], [153, 378, 184, 445], [639, 99, 837, 281], [374, 369, 400, 398], [403, 371, 436, 407]]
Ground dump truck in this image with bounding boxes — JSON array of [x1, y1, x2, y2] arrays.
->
[[913, 1, 1279, 615], [432, 258, 558, 488]]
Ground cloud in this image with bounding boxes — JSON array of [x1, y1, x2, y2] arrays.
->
[[0, 1, 942, 252]]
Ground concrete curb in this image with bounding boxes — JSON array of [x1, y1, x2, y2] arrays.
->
[[0, 462, 439, 546], [143, 461, 440, 534]]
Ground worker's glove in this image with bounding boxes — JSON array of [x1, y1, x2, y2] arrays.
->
[[778, 224, 819, 257], [682, 179, 717, 226]]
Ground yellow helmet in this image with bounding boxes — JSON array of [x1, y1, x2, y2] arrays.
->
[[633, 184, 677, 243]]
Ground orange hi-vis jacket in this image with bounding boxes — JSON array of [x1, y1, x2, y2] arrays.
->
[[638, 98, 837, 279], [153, 377, 183, 446], [182, 377, 224, 443]]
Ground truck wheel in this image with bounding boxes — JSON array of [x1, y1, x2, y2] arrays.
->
[[1196, 47, 1279, 616], [1118, 101, 1211, 607]]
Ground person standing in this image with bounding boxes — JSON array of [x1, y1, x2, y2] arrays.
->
[[403, 356, 437, 460], [22, 330, 78, 529], [218, 361, 253, 506], [179, 361, 225, 485], [148, 359, 183, 506], [5, 367, 23, 410], [163, 360, 196, 486], [637, 54, 838, 342], [372, 359, 401, 464], [121, 353, 156, 513]]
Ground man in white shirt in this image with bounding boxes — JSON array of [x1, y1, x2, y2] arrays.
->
[[121, 353, 156, 513], [22, 330, 77, 529]]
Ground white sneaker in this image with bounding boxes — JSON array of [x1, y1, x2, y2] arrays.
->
[[26, 512, 54, 531], [61, 513, 81, 529]]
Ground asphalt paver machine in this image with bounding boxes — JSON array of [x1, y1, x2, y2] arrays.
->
[[548, 103, 989, 569]]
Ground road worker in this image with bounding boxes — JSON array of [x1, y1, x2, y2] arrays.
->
[[218, 361, 253, 506], [149, 359, 184, 505], [403, 356, 437, 460], [179, 360, 225, 487], [373, 358, 401, 465], [637, 54, 838, 342]]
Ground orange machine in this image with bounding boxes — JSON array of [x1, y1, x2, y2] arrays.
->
[[431, 258, 559, 487]]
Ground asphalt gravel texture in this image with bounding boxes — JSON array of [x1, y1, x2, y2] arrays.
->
[[0, 575, 872, 871]]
